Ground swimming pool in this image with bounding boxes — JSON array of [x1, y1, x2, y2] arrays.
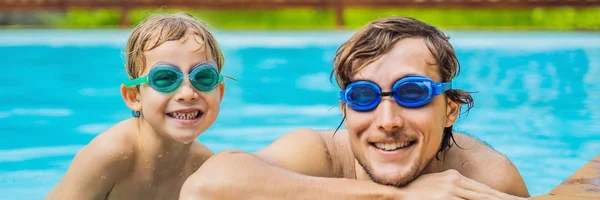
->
[[0, 30, 599, 199]]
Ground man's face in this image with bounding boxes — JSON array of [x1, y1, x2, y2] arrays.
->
[[342, 37, 459, 187]]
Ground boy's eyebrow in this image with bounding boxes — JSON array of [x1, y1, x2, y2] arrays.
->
[[151, 61, 177, 68], [152, 61, 217, 70]]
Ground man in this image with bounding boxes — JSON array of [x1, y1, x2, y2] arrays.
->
[[180, 16, 530, 199]]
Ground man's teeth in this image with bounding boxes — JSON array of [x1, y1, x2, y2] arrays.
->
[[374, 141, 412, 151], [170, 111, 199, 120]]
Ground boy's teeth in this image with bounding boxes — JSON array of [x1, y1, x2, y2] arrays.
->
[[170, 111, 199, 120], [374, 141, 411, 151]]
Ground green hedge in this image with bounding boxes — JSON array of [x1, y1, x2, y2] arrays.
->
[[36, 7, 600, 30]]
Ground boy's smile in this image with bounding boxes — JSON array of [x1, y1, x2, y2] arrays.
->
[[166, 108, 203, 125]]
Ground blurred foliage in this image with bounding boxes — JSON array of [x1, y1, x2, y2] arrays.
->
[[128, 8, 336, 29], [39, 9, 121, 28], [27, 7, 600, 30]]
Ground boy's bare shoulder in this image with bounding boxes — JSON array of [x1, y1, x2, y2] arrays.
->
[[80, 119, 138, 173], [450, 132, 530, 197], [46, 119, 138, 199], [68, 118, 139, 178]]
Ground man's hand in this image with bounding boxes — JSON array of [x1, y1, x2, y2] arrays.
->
[[401, 169, 528, 200]]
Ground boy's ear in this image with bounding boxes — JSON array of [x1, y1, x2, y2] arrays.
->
[[121, 84, 142, 112], [218, 82, 225, 102]]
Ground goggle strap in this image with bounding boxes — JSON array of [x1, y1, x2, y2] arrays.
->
[[339, 90, 348, 103], [123, 76, 148, 88], [218, 74, 224, 83], [433, 82, 452, 95]]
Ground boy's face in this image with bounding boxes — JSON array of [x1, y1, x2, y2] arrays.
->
[[137, 33, 224, 144], [342, 37, 459, 187]]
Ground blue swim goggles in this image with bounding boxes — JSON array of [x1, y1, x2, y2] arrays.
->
[[339, 75, 452, 111], [124, 61, 223, 93]]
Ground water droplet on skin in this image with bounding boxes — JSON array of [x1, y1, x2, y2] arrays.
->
[[120, 152, 123, 155], [158, 154, 163, 158], [148, 184, 152, 188], [123, 156, 128, 160], [145, 160, 149, 163], [101, 176, 106, 179], [179, 172, 183, 176], [166, 151, 169, 155], [153, 167, 156, 171]]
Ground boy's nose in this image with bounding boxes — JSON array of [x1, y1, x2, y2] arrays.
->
[[174, 80, 199, 102]]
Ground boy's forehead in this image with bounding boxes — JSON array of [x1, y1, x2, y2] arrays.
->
[[141, 34, 212, 74], [144, 31, 206, 51]]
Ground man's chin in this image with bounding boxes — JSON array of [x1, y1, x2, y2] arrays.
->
[[364, 160, 423, 187], [369, 169, 420, 187]]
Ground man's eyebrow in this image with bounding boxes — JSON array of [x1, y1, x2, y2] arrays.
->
[[402, 73, 420, 78], [353, 71, 369, 81], [352, 73, 421, 82]]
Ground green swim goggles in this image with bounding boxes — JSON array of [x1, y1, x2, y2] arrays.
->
[[123, 61, 223, 93]]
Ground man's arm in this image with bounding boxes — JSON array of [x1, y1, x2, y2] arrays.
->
[[180, 128, 517, 200], [450, 132, 530, 197], [179, 128, 400, 200], [45, 132, 133, 200]]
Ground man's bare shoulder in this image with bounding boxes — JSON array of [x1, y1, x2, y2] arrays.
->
[[303, 129, 356, 179], [449, 132, 530, 197], [251, 128, 345, 178], [190, 141, 214, 169]]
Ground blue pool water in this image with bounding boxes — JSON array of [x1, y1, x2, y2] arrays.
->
[[0, 30, 599, 199]]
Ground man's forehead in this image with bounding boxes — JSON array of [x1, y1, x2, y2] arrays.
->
[[351, 38, 440, 83]]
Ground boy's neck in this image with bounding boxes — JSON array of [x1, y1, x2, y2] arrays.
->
[[134, 117, 195, 178]]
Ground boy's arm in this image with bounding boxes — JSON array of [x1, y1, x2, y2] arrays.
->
[[45, 133, 133, 200]]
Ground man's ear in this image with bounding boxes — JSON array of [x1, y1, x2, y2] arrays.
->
[[121, 84, 142, 112], [445, 99, 460, 128], [339, 101, 346, 118]]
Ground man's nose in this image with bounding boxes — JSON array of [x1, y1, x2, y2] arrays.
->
[[375, 97, 405, 133]]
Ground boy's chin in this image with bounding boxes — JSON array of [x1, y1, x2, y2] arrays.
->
[[172, 132, 200, 144]]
